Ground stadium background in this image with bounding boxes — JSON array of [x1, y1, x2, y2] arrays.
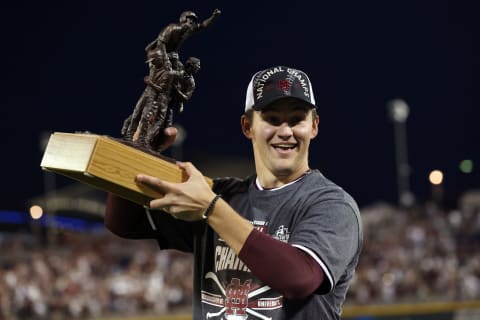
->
[[1, 0, 479, 319]]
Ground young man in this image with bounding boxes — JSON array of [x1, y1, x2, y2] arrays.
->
[[105, 66, 363, 319]]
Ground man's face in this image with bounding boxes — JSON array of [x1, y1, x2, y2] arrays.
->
[[242, 99, 319, 182]]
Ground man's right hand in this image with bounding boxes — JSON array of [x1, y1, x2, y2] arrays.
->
[[159, 127, 178, 151]]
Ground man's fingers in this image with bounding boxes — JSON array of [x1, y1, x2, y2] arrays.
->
[[159, 127, 178, 151], [164, 126, 178, 137], [136, 174, 173, 193], [149, 198, 170, 210], [177, 161, 201, 178]]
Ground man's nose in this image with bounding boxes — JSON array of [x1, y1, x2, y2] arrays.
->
[[277, 122, 293, 137]]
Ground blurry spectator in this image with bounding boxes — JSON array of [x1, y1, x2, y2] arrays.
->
[[0, 232, 193, 319], [347, 201, 480, 304]]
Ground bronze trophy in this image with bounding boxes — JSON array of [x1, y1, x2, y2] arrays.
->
[[40, 9, 221, 206]]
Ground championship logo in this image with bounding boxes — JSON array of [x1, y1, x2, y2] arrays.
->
[[203, 272, 282, 320], [277, 79, 291, 93]]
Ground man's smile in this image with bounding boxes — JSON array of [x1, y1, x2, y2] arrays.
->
[[271, 143, 298, 154]]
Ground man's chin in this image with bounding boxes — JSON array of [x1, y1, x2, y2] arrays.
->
[[271, 167, 294, 178]]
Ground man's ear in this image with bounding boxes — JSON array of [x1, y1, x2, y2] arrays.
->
[[311, 115, 320, 139], [241, 115, 252, 139]]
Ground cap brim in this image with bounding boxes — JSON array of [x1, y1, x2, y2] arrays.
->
[[252, 96, 316, 111]]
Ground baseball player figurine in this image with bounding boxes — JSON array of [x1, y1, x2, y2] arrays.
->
[[121, 9, 220, 152], [106, 65, 363, 320]]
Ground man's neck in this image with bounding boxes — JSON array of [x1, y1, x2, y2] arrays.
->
[[256, 168, 311, 190]]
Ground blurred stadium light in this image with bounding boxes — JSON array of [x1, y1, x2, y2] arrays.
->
[[387, 98, 414, 207], [29, 205, 43, 219], [29, 182, 106, 218], [429, 169, 444, 205], [429, 169, 444, 185], [459, 159, 474, 174]]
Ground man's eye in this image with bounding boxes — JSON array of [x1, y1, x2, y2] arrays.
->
[[288, 116, 304, 126], [265, 116, 281, 125]]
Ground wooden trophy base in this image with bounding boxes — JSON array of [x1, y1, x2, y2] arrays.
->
[[40, 132, 213, 206]]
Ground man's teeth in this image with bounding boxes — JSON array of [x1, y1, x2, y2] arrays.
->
[[274, 144, 295, 149]]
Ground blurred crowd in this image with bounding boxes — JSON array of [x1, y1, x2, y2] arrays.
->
[[0, 232, 193, 320], [347, 199, 480, 304], [1, 198, 479, 319]]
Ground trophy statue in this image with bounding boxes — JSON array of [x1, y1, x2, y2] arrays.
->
[[122, 8, 220, 153], [121, 56, 201, 153], [40, 9, 221, 206]]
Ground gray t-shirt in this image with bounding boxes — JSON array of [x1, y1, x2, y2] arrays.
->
[[151, 170, 363, 320]]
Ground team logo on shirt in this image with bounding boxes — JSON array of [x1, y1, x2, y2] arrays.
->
[[273, 225, 290, 242], [202, 272, 282, 320], [224, 278, 251, 319]]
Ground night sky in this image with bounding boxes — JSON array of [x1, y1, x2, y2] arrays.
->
[[2, 1, 479, 211]]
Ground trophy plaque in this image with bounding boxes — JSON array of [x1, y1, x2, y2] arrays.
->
[[41, 9, 221, 207]]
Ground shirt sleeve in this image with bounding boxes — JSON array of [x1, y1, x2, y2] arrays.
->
[[239, 229, 324, 300], [105, 193, 198, 252], [289, 196, 361, 294], [104, 193, 156, 239]]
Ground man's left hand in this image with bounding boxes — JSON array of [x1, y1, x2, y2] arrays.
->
[[135, 162, 215, 221]]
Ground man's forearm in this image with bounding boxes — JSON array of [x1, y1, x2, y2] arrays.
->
[[206, 198, 254, 254]]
